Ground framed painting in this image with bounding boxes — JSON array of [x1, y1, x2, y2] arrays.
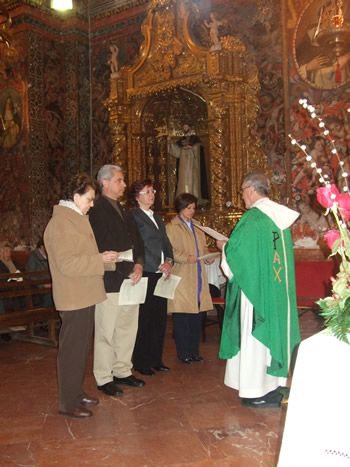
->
[[293, 0, 350, 90], [0, 87, 22, 152]]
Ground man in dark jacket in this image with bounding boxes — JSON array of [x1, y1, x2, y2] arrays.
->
[[89, 165, 145, 396]]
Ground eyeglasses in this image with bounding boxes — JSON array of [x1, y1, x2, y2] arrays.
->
[[139, 189, 156, 195], [241, 185, 251, 193]]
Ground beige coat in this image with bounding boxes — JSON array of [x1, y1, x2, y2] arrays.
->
[[166, 216, 213, 313], [44, 205, 106, 311]]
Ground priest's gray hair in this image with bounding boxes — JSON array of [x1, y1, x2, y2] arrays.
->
[[96, 164, 123, 189], [243, 171, 270, 196]]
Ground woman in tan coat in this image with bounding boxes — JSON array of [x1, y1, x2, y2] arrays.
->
[[166, 193, 213, 363], [44, 173, 117, 419]]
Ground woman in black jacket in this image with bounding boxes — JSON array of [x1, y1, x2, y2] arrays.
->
[[128, 179, 174, 376]]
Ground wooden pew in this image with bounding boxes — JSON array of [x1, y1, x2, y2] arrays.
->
[[0, 270, 59, 346]]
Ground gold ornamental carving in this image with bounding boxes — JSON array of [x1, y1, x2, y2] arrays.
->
[[108, 0, 265, 232], [208, 99, 228, 210], [221, 35, 246, 54]]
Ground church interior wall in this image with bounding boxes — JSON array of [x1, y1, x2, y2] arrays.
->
[[0, 3, 90, 245], [286, 0, 350, 248], [0, 0, 348, 247]]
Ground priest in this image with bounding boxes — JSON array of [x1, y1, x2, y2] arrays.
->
[[218, 171, 300, 408]]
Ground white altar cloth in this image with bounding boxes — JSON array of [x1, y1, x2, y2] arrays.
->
[[278, 330, 350, 466], [205, 257, 226, 290]]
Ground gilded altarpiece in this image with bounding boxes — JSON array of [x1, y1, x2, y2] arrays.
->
[[106, 0, 267, 234]]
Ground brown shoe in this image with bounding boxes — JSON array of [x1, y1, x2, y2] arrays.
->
[[81, 395, 99, 406], [59, 406, 93, 418]]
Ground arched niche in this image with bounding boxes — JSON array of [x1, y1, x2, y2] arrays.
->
[[140, 88, 209, 210], [106, 0, 267, 234]]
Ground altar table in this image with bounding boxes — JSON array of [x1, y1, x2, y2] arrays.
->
[[205, 255, 338, 311]]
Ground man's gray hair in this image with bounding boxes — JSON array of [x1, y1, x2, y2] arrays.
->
[[243, 171, 270, 196], [96, 164, 122, 189]]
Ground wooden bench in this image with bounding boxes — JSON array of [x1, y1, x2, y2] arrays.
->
[[0, 270, 59, 346]]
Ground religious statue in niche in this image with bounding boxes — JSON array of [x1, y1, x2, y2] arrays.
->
[[294, 0, 350, 89], [203, 12, 224, 51], [108, 44, 120, 79], [168, 123, 209, 206], [0, 88, 21, 150]]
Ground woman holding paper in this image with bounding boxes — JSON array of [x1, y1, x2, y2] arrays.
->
[[44, 173, 118, 418], [166, 192, 213, 363], [128, 179, 174, 376]]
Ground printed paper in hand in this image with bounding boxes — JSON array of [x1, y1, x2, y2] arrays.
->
[[154, 274, 181, 300], [117, 249, 133, 262], [194, 225, 228, 241], [197, 251, 221, 261], [119, 277, 148, 305]]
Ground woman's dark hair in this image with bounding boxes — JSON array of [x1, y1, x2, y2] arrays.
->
[[174, 192, 198, 213], [128, 179, 153, 207], [61, 173, 96, 201]]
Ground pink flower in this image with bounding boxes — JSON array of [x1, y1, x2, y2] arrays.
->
[[317, 184, 340, 209], [338, 193, 350, 221], [324, 229, 340, 249]]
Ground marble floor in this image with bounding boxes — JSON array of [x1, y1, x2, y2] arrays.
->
[[0, 311, 323, 467]]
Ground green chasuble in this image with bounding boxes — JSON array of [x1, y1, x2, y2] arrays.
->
[[219, 207, 300, 378]]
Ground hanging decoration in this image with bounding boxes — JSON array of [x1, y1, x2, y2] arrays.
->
[[290, 99, 350, 343]]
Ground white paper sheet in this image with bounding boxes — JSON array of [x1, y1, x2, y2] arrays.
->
[[154, 274, 181, 300], [117, 249, 133, 262], [119, 277, 148, 305], [197, 251, 221, 261], [195, 225, 228, 241]]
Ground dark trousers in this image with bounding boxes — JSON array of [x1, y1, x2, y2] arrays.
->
[[133, 272, 168, 369], [57, 306, 95, 412], [173, 312, 202, 360]]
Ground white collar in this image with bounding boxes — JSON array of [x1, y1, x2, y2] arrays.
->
[[59, 200, 83, 216], [252, 197, 299, 230], [141, 207, 154, 217]]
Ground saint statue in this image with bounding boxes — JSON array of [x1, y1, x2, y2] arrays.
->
[[204, 12, 224, 51], [108, 44, 119, 78], [168, 124, 209, 205]]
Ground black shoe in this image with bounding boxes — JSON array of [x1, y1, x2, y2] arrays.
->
[[97, 381, 123, 396], [190, 355, 204, 362], [241, 389, 283, 409], [241, 398, 281, 409], [135, 368, 155, 376], [153, 365, 170, 372], [179, 357, 192, 364], [113, 375, 145, 387], [264, 388, 284, 402]]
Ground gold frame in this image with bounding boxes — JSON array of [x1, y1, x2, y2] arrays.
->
[[106, 0, 267, 234]]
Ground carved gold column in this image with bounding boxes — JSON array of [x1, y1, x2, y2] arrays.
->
[[129, 101, 144, 182], [106, 77, 128, 171], [145, 136, 155, 180], [157, 135, 167, 208], [207, 97, 227, 210]]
